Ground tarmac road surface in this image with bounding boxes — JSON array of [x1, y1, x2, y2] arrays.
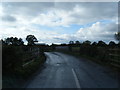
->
[[25, 52, 119, 88]]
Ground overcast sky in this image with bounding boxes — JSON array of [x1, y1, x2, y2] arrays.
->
[[0, 2, 118, 44]]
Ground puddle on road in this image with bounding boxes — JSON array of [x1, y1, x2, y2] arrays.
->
[[54, 63, 65, 66], [56, 63, 62, 66]]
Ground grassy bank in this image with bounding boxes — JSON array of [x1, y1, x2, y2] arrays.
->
[[57, 50, 119, 72], [61, 50, 104, 64], [2, 54, 46, 88]]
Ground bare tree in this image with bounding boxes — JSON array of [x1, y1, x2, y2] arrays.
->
[[115, 32, 120, 43]]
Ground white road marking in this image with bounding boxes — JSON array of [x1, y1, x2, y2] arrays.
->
[[72, 68, 81, 89]]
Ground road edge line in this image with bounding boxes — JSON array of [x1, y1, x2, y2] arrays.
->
[[72, 68, 81, 89]]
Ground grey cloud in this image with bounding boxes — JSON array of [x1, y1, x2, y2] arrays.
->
[[69, 2, 117, 24], [2, 15, 16, 22], [1, 2, 118, 26], [53, 37, 65, 40], [2, 2, 55, 16], [54, 2, 77, 10], [2, 2, 117, 18]]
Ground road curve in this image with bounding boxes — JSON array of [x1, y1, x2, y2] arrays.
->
[[25, 52, 119, 88]]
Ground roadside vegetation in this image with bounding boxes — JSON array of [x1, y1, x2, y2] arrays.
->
[[1, 32, 120, 88], [2, 35, 46, 88], [53, 32, 120, 71]]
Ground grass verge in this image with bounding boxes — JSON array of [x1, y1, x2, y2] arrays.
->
[[57, 50, 119, 72], [2, 54, 46, 88]]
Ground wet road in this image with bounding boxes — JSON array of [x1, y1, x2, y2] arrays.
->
[[25, 52, 119, 88]]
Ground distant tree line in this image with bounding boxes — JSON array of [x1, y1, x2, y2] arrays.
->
[[1, 37, 24, 46], [67, 32, 120, 62], [68, 40, 119, 47], [52, 32, 120, 67], [1, 35, 38, 46]]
